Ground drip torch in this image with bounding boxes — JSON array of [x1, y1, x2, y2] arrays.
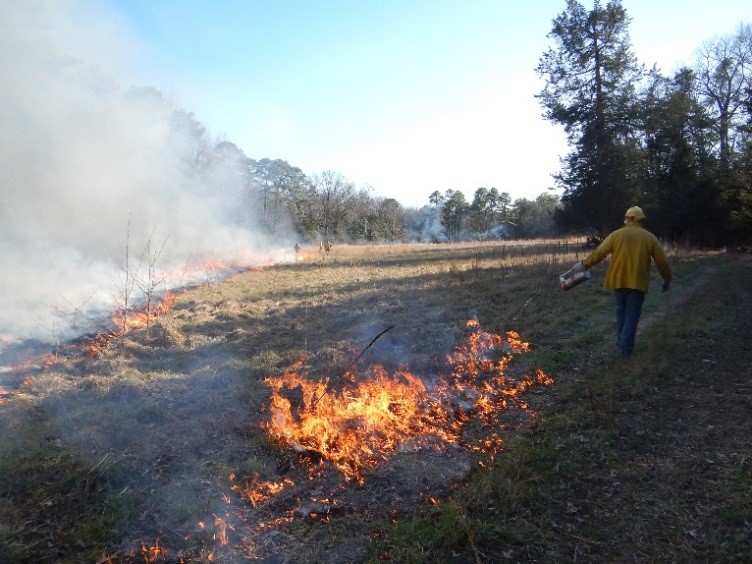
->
[[559, 268, 591, 291]]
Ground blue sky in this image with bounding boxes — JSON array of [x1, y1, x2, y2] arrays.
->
[[107, 0, 749, 207]]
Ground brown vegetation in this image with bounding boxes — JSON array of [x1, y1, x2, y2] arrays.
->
[[0, 241, 749, 562]]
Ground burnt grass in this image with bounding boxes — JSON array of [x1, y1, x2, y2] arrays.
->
[[1, 241, 750, 563]]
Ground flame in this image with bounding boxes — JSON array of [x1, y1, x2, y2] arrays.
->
[[78, 293, 179, 357], [262, 321, 552, 484], [111, 293, 178, 334], [3, 252, 286, 369], [213, 516, 229, 545], [139, 538, 167, 563], [97, 536, 190, 563], [78, 332, 118, 357], [253, 512, 295, 532], [231, 473, 295, 507], [99, 537, 175, 563]]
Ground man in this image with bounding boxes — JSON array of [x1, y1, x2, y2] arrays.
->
[[572, 206, 672, 357]]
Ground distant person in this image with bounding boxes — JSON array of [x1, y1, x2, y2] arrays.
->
[[572, 206, 672, 357], [294, 243, 300, 260]]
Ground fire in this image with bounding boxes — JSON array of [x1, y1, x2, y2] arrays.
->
[[98, 537, 182, 564], [231, 473, 295, 507], [262, 321, 552, 483], [3, 253, 286, 369], [79, 293, 179, 357], [252, 512, 296, 534], [138, 538, 167, 563], [111, 293, 178, 335], [213, 516, 230, 545], [263, 361, 457, 483]]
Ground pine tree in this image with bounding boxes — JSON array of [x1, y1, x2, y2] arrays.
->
[[536, 0, 644, 233]]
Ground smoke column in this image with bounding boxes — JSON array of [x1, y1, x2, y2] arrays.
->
[[0, 1, 273, 345]]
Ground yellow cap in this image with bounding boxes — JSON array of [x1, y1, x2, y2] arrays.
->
[[625, 206, 645, 220]]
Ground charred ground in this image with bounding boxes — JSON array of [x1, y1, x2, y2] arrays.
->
[[0, 241, 750, 562]]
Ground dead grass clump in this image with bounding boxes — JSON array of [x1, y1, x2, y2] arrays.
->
[[139, 320, 187, 350]]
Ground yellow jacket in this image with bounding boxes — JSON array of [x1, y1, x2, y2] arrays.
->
[[582, 222, 672, 293]]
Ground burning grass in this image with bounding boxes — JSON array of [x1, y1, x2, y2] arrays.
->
[[1, 241, 750, 562], [262, 322, 551, 484]]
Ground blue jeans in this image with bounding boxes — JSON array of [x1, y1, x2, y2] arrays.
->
[[614, 289, 645, 356]]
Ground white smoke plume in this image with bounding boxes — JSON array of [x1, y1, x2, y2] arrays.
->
[[0, 1, 276, 345]]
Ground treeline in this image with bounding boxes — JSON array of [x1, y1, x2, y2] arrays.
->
[[414, 189, 560, 242], [537, 1, 751, 246], [126, 86, 557, 245], [126, 86, 408, 244]]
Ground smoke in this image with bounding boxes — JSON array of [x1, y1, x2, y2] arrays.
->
[[0, 1, 276, 344]]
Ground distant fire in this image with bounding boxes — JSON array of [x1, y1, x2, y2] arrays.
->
[[1, 253, 284, 370], [112, 293, 178, 334], [73, 251, 282, 357], [262, 320, 552, 483], [77, 292, 179, 357], [0, 292, 181, 381]]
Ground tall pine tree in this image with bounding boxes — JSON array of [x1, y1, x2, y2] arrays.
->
[[536, 0, 643, 234]]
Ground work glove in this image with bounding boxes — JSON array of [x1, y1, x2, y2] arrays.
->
[[572, 261, 583, 272], [662, 282, 670, 293]]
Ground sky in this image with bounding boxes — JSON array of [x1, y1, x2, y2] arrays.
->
[[101, 0, 750, 208]]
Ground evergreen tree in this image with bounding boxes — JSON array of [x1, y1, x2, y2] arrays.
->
[[536, 0, 644, 233], [440, 190, 469, 239], [639, 67, 717, 241]]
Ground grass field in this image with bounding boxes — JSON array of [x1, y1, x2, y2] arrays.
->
[[1, 240, 750, 563]]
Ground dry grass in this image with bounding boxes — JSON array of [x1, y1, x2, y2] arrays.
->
[[1, 240, 750, 563]]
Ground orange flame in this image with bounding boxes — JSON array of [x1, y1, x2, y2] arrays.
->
[[262, 321, 552, 484], [78, 293, 179, 357], [140, 538, 167, 562], [111, 293, 178, 334], [213, 516, 229, 545], [231, 473, 295, 507]]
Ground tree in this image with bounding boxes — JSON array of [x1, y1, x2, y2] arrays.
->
[[469, 187, 499, 233], [695, 24, 752, 171], [440, 189, 469, 239], [309, 170, 354, 239], [167, 109, 214, 175], [343, 187, 377, 241], [292, 179, 320, 241], [207, 140, 255, 226], [732, 82, 752, 242], [638, 67, 724, 242], [695, 24, 752, 242], [536, 0, 644, 233], [428, 190, 444, 209], [248, 158, 307, 236], [374, 198, 405, 241], [497, 191, 512, 223], [511, 194, 560, 238]]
